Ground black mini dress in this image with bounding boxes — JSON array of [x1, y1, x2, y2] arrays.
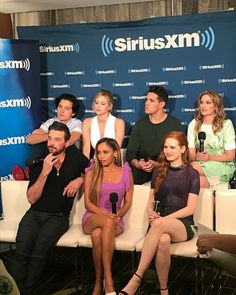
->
[[151, 165, 200, 240]]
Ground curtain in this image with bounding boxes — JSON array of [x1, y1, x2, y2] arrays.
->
[[11, 0, 235, 38]]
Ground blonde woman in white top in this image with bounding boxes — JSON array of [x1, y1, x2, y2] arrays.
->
[[82, 90, 125, 159]]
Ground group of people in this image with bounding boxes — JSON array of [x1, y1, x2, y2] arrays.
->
[[26, 86, 236, 188], [6, 86, 236, 294]]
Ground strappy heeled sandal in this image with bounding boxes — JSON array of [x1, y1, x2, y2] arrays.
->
[[119, 273, 142, 295]]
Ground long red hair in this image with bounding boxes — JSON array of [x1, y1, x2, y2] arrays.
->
[[155, 131, 192, 191]]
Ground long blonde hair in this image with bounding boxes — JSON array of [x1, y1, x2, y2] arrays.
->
[[194, 90, 226, 134], [155, 131, 192, 192], [89, 137, 122, 205]]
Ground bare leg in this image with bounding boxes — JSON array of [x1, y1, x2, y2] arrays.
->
[[191, 161, 210, 188], [91, 228, 103, 295], [84, 214, 122, 294], [119, 218, 187, 295], [155, 233, 171, 295], [101, 218, 118, 293]]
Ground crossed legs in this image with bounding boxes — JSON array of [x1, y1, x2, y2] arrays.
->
[[119, 217, 187, 295], [83, 214, 122, 295]]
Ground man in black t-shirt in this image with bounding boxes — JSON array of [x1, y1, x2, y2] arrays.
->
[[9, 122, 89, 294]]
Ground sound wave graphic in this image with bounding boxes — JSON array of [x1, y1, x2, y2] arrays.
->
[[22, 58, 30, 71], [101, 35, 114, 57], [73, 42, 80, 53], [24, 96, 31, 108], [200, 27, 215, 51]]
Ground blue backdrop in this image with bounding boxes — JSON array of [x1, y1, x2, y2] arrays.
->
[[17, 11, 236, 146], [0, 39, 41, 181]]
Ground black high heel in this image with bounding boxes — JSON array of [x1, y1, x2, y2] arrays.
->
[[119, 273, 142, 295]]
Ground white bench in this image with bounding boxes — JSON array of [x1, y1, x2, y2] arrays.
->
[[215, 189, 236, 234], [135, 188, 215, 293], [0, 180, 82, 248], [135, 188, 214, 255], [71, 184, 150, 276], [0, 181, 30, 243], [0, 180, 218, 291], [0, 180, 151, 287]]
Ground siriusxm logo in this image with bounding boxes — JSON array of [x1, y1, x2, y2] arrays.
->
[[181, 79, 205, 85], [112, 82, 134, 87], [81, 83, 101, 88], [101, 27, 215, 57], [219, 78, 236, 83], [0, 58, 30, 71], [77, 96, 86, 101], [85, 109, 95, 113], [39, 43, 80, 54], [0, 96, 31, 109], [65, 71, 85, 76], [42, 97, 54, 101], [0, 136, 27, 146], [199, 64, 224, 70], [95, 69, 117, 75], [129, 95, 146, 100], [40, 72, 54, 76], [169, 94, 187, 99], [51, 84, 70, 88], [163, 66, 186, 72], [128, 68, 150, 73], [1, 174, 14, 181], [224, 107, 236, 111], [146, 81, 168, 86], [114, 108, 135, 113], [182, 108, 196, 112]]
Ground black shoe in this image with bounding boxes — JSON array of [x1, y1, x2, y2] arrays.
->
[[119, 272, 142, 295]]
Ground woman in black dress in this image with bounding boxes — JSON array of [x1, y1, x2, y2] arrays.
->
[[119, 131, 200, 295]]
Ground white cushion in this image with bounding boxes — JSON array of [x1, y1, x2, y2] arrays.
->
[[215, 189, 236, 234], [0, 181, 30, 243], [136, 187, 214, 259]]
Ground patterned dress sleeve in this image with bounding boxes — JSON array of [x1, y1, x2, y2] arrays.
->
[[123, 162, 131, 191]]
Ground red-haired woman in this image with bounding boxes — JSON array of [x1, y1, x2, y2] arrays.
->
[[119, 131, 200, 295]]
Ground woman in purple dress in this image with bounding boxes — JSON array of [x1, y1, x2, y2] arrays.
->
[[82, 137, 134, 295], [119, 131, 200, 295]]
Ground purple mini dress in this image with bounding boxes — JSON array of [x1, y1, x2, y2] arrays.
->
[[82, 162, 131, 232]]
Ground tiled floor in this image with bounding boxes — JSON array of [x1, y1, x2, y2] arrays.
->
[[1, 246, 236, 295]]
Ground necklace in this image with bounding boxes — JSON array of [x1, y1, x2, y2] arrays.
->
[[55, 162, 62, 176], [54, 154, 65, 176], [170, 164, 186, 171]]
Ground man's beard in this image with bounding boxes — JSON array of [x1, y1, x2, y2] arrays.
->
[[48, 146, 66, 156]]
